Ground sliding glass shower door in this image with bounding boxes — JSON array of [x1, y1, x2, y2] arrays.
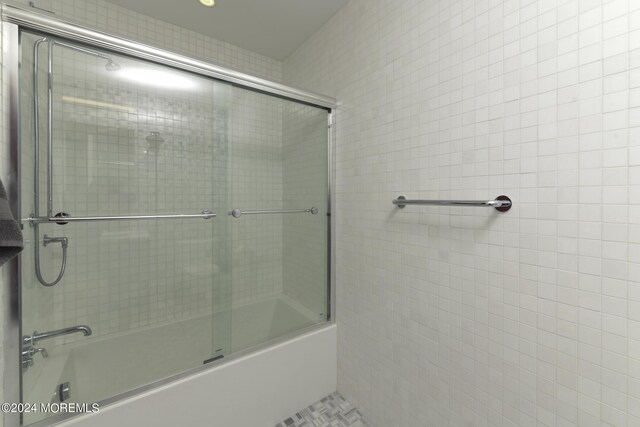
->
[[17, 28, 330, 426], [226, 88, 329, 352], [19, 31, 232, 424]]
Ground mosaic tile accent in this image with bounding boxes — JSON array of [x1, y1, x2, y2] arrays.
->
[[275, 392, 370, 427]]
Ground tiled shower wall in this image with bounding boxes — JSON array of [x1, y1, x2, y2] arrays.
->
[[285, 0, 640, 426]]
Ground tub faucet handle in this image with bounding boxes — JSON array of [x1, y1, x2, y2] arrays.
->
[[22, 346, 48, 359], [34, 347, 48, 358], [21, 345, 47, 371]]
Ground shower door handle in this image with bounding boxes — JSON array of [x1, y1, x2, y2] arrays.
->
[[28, 209, 217, 224], [229, 208, 319, 218]]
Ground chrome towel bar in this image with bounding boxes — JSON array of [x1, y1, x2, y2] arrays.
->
[[27, 209, 216, 225], [393, 195, 512, 212], [229, 207, 319, 218]]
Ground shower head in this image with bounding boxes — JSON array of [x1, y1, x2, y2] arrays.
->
[[105, 60, 121, 71], [145, 131, 164, 154]]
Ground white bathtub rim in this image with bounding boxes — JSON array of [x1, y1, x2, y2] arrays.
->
[[31, 322, 337, 427]]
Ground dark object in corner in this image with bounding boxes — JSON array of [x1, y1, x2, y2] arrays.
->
[[0, 179, 23, 266]]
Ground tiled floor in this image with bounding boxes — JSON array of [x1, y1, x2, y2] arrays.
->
[[275, 392, 370, 427]]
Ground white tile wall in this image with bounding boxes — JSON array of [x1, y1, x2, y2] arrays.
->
[[285, 0, 640, 426]]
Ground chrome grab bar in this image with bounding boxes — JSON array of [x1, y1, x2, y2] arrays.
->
[[27, 209, 216, 225], [23, 325, 92, 347], [393, 195, 512, 212], [229, 207, 319, 218]]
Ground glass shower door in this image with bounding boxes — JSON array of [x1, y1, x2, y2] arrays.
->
[[226, 86, 329, 353], [19, 31, 231, 425]]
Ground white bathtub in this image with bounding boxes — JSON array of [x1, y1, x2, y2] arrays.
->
[[24, 296, 336, 426]]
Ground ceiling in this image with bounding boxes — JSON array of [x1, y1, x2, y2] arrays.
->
[[105, 0, 349, 60]]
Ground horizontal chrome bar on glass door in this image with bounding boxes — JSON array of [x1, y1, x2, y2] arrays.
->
[[229, 207, 319, 218], [393, 195, 512, 212], [26, 210, 216, 225]]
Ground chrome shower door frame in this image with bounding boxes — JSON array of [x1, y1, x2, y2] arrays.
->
[[3, 22, 22, 427], [3, 5, 335, 109], [3, 5, 336, 426]]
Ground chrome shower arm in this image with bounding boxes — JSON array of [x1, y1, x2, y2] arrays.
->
[[49, 39, 117, 65]]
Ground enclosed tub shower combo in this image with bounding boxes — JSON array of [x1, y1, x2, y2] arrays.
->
[[2, 5, 335, 426]]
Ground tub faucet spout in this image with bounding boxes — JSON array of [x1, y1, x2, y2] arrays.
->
[[23, 325, 92, 346]]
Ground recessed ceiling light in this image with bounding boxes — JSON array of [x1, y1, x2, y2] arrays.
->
[[199, 0, 215, 7]]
